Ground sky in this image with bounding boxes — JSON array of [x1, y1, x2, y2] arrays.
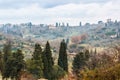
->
[[0, 0, 120, 25]]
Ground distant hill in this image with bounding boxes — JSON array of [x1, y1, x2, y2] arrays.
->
[[0, 20, 120, 55]]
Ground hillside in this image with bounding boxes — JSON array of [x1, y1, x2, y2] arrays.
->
[[0, 20, 120, 54]]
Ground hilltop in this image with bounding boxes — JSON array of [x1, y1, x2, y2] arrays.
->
[[0, 19, 120, 55]]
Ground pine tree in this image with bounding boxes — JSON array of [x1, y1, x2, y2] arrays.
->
[[58, 39, 68, 72], [43, 41, 54, 80], [28, 43, 44, 79]]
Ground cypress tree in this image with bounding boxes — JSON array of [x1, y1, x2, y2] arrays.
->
[[30, 43, 44, 78], [43, 41, 54, 80], [58, 39, 68, 72], [94, 48, 97, 54], [84, 50, 90, 60]]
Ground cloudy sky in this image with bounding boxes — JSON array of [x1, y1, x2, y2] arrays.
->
[[0, 0, 120, 25]]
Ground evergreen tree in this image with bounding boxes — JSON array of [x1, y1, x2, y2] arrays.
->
[[94, 48, 97, 54], [0, 51, 4, 78], [28, 43, 44, 79], [10, 49, 25, 80], [3, 41, 11, 62], [3, 41, 12, 80], [72, 52, 87, 74], [51, 65, 66, 80], [84, 50, 90, 60], [43, 41, 54, 80], [58, 39, 68, 72]]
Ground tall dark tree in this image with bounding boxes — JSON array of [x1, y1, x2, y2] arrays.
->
[[72, 50, 90, 79], [4, 49, 25, 80], [72, 51, 89, 74], [9, 49, 25, 80], [58, 39, 68, 72], [3, 41, 12, 80], [0, 51, 4, 79], [28, 43, 44, 79], [84, 50, 90, 60], [3, 41, 11, 62], [94, 48, 97, 54], [43, 41, 54, 80]]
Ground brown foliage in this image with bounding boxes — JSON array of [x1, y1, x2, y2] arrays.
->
[[82, 64, 120, 80], [18, 71, 37, 80], [71, 34, 87, 44]]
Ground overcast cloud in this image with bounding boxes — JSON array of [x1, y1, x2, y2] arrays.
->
[[0, 0, 120, 25]]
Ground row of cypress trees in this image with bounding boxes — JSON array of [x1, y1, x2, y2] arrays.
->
[[27, 40, 68, 80], [0, 39, 68, 80]]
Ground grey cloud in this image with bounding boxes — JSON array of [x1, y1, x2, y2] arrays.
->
[[0, 0, 110, 9], [0, 0, 119, 24]]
